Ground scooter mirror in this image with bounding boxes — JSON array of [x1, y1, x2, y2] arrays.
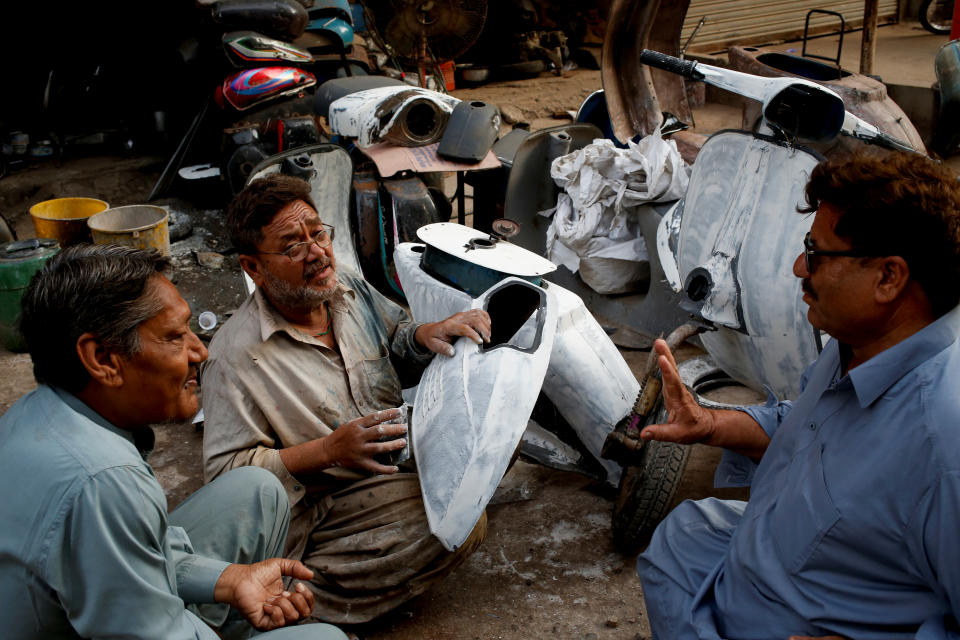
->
[[762, 83, 846, 142]]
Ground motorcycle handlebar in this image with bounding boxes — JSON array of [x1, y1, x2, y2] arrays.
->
[[639, 50, 704, 81]]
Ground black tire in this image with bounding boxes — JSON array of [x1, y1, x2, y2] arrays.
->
[[612, 402, 691, 555], [920, 0, 953, 34]]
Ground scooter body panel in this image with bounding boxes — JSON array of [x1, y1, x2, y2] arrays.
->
[[657, 130, 821, 398], [395, 235, 636, 487], [328, 85, 460, 147], [412, 277, 558, 550]]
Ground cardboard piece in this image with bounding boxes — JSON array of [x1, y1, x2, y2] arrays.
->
[[359, 142, 501, 177]]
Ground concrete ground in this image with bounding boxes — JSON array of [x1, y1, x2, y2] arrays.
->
[[0, 20, 954, 639]]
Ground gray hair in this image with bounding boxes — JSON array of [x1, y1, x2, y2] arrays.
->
[[19, 244, 170, 393]]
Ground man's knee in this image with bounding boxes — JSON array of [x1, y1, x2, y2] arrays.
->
[[217, 466, 291, 527]]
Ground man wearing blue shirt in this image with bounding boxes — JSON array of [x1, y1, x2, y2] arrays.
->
[[0, 244, 346, 640], [637, 151, 960, 640]]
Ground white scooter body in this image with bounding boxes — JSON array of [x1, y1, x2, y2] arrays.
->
[[657, 132, 822, 398], [412, 276, 558, 550], [396, 224, 640, 490]]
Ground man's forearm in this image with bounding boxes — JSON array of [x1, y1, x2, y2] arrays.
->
[[277, 438, 334, 475], [705, 409, 771, 461]]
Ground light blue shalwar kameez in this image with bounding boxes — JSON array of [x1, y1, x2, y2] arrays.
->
[[639, 307, 960, 640], [0, 385, 347, 640]]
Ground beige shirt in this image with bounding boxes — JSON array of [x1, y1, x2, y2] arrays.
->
[[200, 270, 433, 509]]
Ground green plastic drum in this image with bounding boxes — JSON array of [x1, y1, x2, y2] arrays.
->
[[0, 239, 60, 352]]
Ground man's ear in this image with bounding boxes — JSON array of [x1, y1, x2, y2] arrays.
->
[[238, 254, 265, 288], [76, 333, 125, 388], [874, 256, 911, 304]]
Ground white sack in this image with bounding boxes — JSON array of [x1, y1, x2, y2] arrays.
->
[[543, 130, 688, 294]]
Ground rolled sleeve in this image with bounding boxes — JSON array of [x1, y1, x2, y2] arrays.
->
[[715, 390, 793, 488]]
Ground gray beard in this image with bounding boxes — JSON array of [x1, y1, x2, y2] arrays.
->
[[261, 267, 336, 312]]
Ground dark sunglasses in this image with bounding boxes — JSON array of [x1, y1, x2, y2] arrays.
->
[[803, 232, 879, 273]]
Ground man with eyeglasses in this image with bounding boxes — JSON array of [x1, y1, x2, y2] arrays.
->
[[635, 151, 960, 640], [200, 174, 491, 626]]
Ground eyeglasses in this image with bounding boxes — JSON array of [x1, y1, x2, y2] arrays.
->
[[260, 224, 335, 262], [802, 232, 877, 273]]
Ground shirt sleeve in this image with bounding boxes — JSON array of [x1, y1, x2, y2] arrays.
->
[[52, 466, 225, 639], [715, 389, 795, 488], [201, 355, 307, 508], [356, 276, 434, 385], [908, 471, 960, 640]]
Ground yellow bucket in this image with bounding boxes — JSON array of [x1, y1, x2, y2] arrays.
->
[[29, 197, 109, 247], [87, 205, 170, 256]]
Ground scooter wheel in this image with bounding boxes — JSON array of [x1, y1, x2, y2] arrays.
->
[[611, 400, 691, 555]]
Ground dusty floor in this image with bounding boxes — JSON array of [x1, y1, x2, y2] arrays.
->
[[0, 21, 953, 639]]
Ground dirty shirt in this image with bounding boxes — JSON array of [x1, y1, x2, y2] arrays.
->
[[0, 386, 228, 640], [642, 306, 960, 639], [201, 270, 432, 551]]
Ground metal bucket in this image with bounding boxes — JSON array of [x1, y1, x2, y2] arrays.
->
[[0, 238, 60, 352], [87, 205, 170, 255], [29, 197, 109, 247]]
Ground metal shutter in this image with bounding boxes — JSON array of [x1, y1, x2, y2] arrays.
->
[[682, 0, 900, 53]]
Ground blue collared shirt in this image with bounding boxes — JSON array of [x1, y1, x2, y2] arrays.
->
[[698, 307, 960, 639], [0, 386, 228, 639]]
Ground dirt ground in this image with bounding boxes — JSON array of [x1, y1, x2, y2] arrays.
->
[[0, 21, 952, 639]]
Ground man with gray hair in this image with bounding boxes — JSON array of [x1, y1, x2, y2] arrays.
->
[[0, 244, 346, 640]]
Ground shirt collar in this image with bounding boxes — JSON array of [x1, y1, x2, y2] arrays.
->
[[253, 279, 354, 344], [51, 386, 155, 459], [847, 305, 960, 408]]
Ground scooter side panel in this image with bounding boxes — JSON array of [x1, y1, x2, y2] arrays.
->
[[674, 131, 821, 398], [412, 278, 558, 550]]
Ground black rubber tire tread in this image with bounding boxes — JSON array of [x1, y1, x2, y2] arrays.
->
[[611, 404, 692, 555], [920, 0, 953, 34]]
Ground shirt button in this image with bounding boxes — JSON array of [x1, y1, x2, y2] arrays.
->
[[808, 422, 817, 431], [294, 485, 302, 491]]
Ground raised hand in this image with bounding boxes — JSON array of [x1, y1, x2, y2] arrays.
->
[[640, 339, 717, 445]]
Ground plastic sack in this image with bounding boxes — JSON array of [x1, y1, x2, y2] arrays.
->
[[543, 130, 688, 294]]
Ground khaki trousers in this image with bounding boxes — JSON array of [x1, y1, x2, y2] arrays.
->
[[299, 473, 486, 624]]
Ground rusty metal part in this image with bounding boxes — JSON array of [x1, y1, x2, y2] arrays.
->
[[601, 0, 692, 142], [728, 45, 926, 155], [601, 322, 706, 464]]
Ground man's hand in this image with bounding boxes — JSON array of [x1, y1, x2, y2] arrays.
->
[[415, 309, 491, 357], [640, 339, 716, 445], [319, 408, 407, 474], [214, 558, 314, 631], [279, 409, 408, 475]]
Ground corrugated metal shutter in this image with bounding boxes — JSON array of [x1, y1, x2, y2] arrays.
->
[[682, 0, 899, 54]]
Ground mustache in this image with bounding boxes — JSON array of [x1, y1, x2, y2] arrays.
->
[[303, 258, 332, 281], [802, 278, 817, 300]]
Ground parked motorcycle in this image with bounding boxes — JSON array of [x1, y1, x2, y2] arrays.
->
[[150, 0, 363, 201]]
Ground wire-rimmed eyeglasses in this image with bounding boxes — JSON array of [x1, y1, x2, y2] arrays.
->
[[260, 224, 335, 262]]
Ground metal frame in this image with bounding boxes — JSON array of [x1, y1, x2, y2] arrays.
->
[[802, 9, 845, 67]]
